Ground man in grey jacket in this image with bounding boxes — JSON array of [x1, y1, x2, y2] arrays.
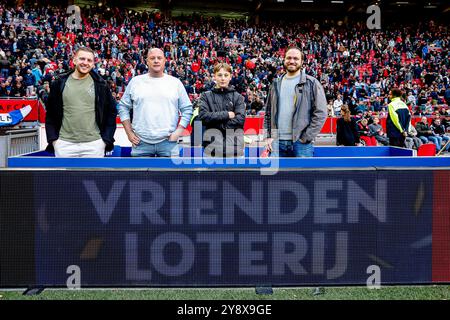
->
[[264, 47, 327, 157]]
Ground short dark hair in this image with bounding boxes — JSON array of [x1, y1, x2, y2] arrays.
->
[[285, 46, 304, 60], [390, 88, 403, 98]]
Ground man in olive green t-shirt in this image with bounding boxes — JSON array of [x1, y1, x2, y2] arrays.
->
[[46, 47, 117, 157]]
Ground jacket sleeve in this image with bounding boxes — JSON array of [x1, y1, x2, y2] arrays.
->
[[263, 85, 273, 138], [101, 85, 117, 152], [300, 79, 328, 143], [198, 92, 229, 124], [44, 78, 60, 152], [222, 93, 246, 130], [116, 77, 133, 122], [368, 124, 378, 136], [357, 123, 368, 136], [352, 119, 360, 142]]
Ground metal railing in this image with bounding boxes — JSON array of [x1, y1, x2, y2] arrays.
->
[[0, 127, 40, 167]]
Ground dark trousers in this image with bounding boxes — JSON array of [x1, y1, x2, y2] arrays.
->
[[389, 136, 405, 148]]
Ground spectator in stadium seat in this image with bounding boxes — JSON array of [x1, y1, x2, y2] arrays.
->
[[38, 81, 50, 106], [357, 118, 377, 146], [369, 116, 389, 146], [355, 99, 368, 114], [23, 69, 36, 96], [415, 116, 440, 149], [386, 88, 411, 147], [423, 100, 434, 115], [336, 105, 360, 146], [445, 88, 450, 105], [45, 47, 117, 157], [431, 117, 450, 152], [0, 82, 8, 97], [250, 94, 264, 115], [442, 115, 450, 131], [31, 64, 43, 86], [407, 91, 417, 107], [10, 80, 25, 97], [198, 63, 246, 157], [327, 100, 334, 117], [118, 48, 192, 157], [405, 123, 422, 150], [0, 50, 9, 79], [333, 94, 343, 117], [264, 47, 327, 157], [372, 96, 382, 112]]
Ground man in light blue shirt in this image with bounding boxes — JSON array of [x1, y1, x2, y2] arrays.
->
[[118, 48, 192, 157]]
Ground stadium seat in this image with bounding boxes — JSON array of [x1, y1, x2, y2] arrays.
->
[[417, 143, 436, 156]]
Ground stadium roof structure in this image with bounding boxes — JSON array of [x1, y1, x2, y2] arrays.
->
[[130, 0, 448, 13], [26, 0, 449, 20], [69, 0, 448, 11]]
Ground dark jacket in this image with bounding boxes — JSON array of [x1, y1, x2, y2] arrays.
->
[[357, 122, 372, 137], [0, 57, 10, 69], [336, 117, 360, 146], [23, 73, 36, 87], [431, 122, 446, 136], [415, 121, 433, 137], [45, 70, 117, 153], [264, 70, 327, 143], [198, 86, 246, 157]]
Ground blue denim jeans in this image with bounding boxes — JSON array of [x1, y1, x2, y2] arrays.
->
[[270, 139, 314, 157], [131, 139, 179, 157], [437, 135, 450, 151], [419, 136, 440, 151], [441, 136, 450, 151]]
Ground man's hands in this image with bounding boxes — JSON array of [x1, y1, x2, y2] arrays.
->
[[123, 119, 185, 145], [122, 119, 140, 147], [228, 111, 235, 119], [169, 126, 185, 142], [127, 130, 140, 147], [265, 138, 274, 152]]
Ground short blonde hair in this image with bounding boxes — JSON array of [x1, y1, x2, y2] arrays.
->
[[75, 46, 95, 57], [213, 63, 232, 74]]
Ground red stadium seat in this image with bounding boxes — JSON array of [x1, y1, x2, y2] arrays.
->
[[417, 143, 436, 156]]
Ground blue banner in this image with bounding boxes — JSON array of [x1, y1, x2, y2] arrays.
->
[[32, 170, 433, 286]]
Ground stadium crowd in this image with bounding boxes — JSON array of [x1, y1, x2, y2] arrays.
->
[[0, 3, 449, 143]]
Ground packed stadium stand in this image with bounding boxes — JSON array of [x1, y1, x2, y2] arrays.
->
[[0, 0, 449, 148]]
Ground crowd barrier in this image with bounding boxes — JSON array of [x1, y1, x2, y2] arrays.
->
[[0, 98, 43, 167], [0, 127, 40, 167]]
